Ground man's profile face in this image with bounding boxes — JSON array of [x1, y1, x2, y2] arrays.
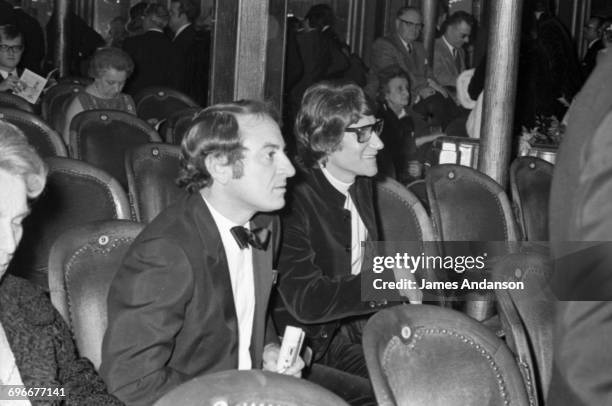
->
[[396, 9, 423, 44], [445, 21, 471, 49], [0, 36, 23, 72], [225, 114, 295, 214], [584, 18, 601, 43], [325, 114, 384, 183]]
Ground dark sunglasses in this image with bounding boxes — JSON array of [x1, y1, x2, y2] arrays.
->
[[344, 119, 384, 143]]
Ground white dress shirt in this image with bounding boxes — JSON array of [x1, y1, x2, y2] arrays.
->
[[173, 23, 191, 40], [0, 321, 32, 405], [202, 197, 255, 370], [322, 168, 368, 275], [0, 69, 17, 80]]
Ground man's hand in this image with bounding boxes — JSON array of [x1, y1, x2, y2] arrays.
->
[[426, 79, 449, 98], [262, 343, 305, 378], [0, 75, 25, 93], [418, 86, 437, 100]]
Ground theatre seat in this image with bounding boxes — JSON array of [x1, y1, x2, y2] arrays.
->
[[374, 177, 443, 303], [158, 107, 200, 145], [153, 370, 349, 406], [426, 164, 519, 241], [125, 143, 187, 222], [0, 91, 35, 113], [8, 157, 131, 290], [69, 109, 162, 190], [363, 304, 530, 406], [48, 220, 144, 370], [134, 87, 199, 126], [494, 251, 554, 406], [510, 157, 554, 241], [0, 108, 67, 157], [41, 83, 83, 132]]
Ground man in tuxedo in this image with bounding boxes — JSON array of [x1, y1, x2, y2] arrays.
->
[[0, 25, 25, 93], [100, 101, 300, 406], [123, 3, 178, 95], [581, 16, 604, 78], [433, 11, 474, 94], [6, 0, 44, 74]]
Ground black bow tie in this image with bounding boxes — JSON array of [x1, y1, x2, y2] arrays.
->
[[230, 226, 270, 250]]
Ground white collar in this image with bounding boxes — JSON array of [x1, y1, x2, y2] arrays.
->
[[147, 28, 164, 33], [321, 167, 353, 196], [173, 23, 191, 39], [442, 35, 456, 55], [588, 38, 599, 48], [0, 69, 17, 80], [398, 35, 412, 53], [202, 194, 248, 230]]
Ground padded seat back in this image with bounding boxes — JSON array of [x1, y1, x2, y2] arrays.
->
[[125, 144, 187, 222], [41, 83, 83, 132], [159, 107, 200, 145], [8, 157, 130, 289], [363, 305, 530, 406], [426, 164, 519, 241], [48, 220, 144, 370], [153, 370, 349, 406], [134, 87, 199, 125], [69, 109, 161, 190], [0, 91, 35, 113], [0, 108, 67, 157], [510, 157, 554, 241]]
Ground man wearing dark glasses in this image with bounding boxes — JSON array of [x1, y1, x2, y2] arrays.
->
[[0, 25, 25, 94], [274, 81, 389, 405]]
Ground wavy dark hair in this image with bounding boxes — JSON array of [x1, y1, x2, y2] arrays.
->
[[295, 81, 374, 167], [177, 100, 278, 193]]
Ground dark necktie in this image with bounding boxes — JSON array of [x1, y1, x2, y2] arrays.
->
[[230, 226, 270, 250], [453, 48, 462, 73]]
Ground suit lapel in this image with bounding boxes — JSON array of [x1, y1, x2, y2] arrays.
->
[[248, 214, 273, 365], [191, 194, 239, 344]]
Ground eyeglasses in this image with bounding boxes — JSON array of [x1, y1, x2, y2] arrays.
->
[[0, 44, 24, 53], [398, 18, 423, 29], [345, 119, 384, 143]]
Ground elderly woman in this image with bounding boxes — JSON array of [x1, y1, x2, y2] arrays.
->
[[63, 47, 136, 144], [377, 65, 442, 183], [0, 120, 122, 405]]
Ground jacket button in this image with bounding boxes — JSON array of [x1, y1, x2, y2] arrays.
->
[[369, 301, 376, 308], [321, 331, 328, 339]]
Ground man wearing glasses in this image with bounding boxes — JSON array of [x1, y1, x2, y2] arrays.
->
[[368, 7, 461, 129], [274, 81, 392, 405], [0, 25, 25, 93]]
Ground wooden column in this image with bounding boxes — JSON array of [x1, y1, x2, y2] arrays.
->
[[53, 0, 70, 77], [264, 0, 287, 113], [472, 0, 523, 321], [477, 0, 523, 187], [210, 0, 282, 107], [422, 0, 437, 68]]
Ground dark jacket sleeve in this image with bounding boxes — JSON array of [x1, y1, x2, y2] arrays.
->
[[100, 237, 194, 406], [276, 199, 377, 324]]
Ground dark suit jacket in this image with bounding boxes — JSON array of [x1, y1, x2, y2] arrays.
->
[[123, 30, 179, 95], [433, 37, 466, 89], [367, 34, 430, 100], [172, 24, 196, 93], [581, 38, 604, 78], [274, 167, 388, 360], [0, 274, 121, 405], [100, 192, 279, 406], [547, 51, 612, 406], [14, 7, 45, 74]]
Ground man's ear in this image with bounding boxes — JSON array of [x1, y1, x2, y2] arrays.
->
[[205, 154, 232, 184]]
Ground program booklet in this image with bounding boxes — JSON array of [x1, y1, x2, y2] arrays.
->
[[14, 69, 53, 104]]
